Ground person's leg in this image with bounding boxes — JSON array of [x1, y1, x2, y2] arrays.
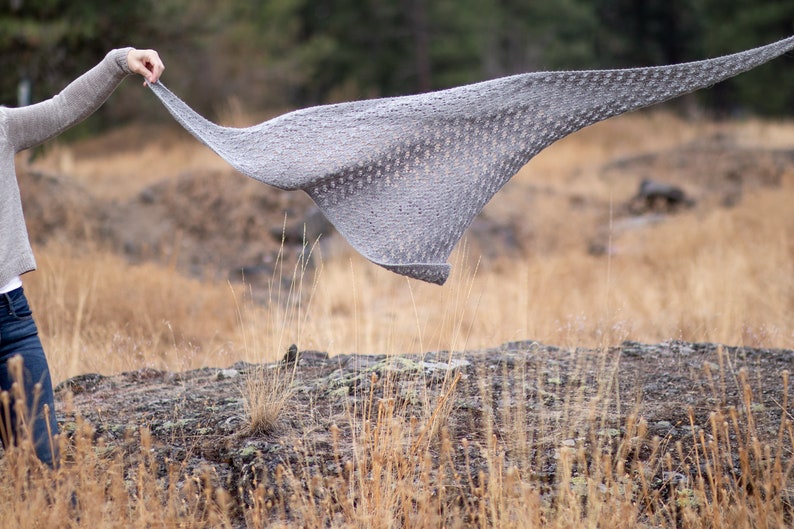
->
[[0, 288, 59, 467]]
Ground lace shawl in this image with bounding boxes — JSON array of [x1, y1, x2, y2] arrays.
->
[[149, 36, 794, 284]]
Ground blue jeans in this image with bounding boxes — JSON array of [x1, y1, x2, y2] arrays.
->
[[0, 287, 58, 467]]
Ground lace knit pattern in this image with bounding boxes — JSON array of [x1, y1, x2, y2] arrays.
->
[[149, 36, 794, 285]]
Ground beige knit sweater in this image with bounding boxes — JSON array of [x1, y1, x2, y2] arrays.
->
[[0, 48, 133, 288]]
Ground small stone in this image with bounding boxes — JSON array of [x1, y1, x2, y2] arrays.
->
[[598, 428, 620, 438], [654, 421, 673, 431], [663, 471, 689, 486], [216, 369, 239, 380]]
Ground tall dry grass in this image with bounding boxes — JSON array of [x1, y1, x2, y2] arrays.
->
[[25, 184, 794, 386], [1, 341, 790, 528]]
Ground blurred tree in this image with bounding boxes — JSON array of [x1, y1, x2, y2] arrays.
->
[[218, 0, 315, 108], [228, 0, 599, 105], [698, 0, 794, 115], [295, 0, 410, 102], [0, 0, 222, 128], [593, 0, 705, 67], [593, 0, 794, 115], [1, 0, 792, 128], [481, 0, 599, 78], [225, 0, 487, 105], [0, 1, 157, 106]]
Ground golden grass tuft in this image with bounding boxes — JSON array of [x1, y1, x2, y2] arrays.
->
[[242, 364, 294, 437]]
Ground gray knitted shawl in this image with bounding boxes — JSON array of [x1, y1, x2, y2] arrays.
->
[[149, 36, 794, 285]]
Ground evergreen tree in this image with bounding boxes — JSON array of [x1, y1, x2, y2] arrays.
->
[[0, 1, 157, 106], [1, 1, 792, 122], [699, 0, 794, 115]]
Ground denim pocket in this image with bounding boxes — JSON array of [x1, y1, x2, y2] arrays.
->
[[10, 306, 33, 321], [7, 294, 33, 322]]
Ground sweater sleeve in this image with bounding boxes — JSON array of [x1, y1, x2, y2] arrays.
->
[[5, 48, 133, 152]]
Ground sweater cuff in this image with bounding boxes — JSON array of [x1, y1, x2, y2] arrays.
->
[[107, 47, 135, 75]]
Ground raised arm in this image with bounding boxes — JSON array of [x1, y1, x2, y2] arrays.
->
[[4, 48, 164, 152]]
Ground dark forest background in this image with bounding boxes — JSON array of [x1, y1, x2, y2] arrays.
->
[[1, 0, 793, 130]]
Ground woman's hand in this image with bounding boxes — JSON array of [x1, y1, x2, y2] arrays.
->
[[126, 48, 165, 85]]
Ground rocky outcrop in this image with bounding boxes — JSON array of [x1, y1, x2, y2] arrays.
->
[[49, 340, 793, 525]]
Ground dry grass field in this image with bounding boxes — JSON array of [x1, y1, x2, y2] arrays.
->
[[2, 108, 794, 528], [18, 109, 794, 382]]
